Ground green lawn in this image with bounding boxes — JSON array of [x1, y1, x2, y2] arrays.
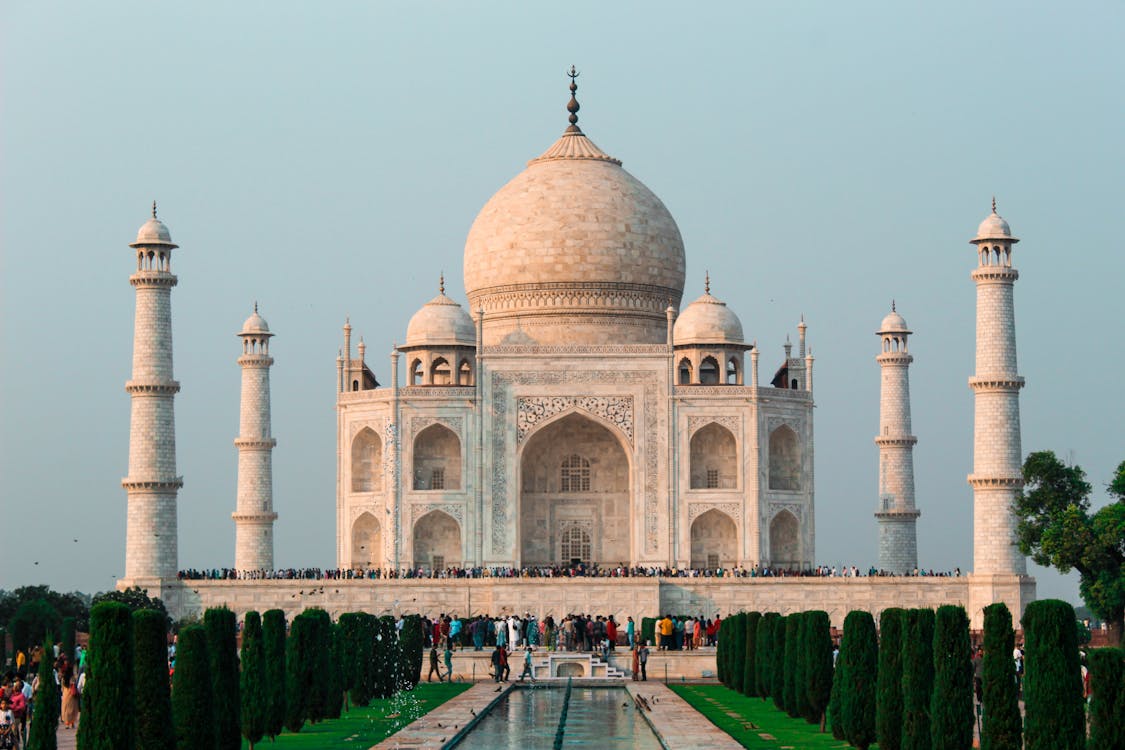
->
[[241, 682, 472, 748], [670, 685, 875, 749]]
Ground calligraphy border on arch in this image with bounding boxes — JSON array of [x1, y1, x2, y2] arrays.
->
[[516, 396, 634, 445]]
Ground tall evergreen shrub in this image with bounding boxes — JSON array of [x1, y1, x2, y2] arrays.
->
[[840, 610, 877, 750], [284, 612, 313, 733], [716, 615, 728, 686], [793, 613, 812, 720], [327, 622, 344, 719], [338, 613, 365, 705], [730, 613, 746, 693], [305, 609, 332, 723], [376, 616, 401, 699], [981, 603, 1021, 750], [170, 625, 216, 750], [1021, 599, 1084, 750], [876, 607, 906, 750], [805, 610, 833, 730], [931, 605, 972, 750], [755, 614, 777, 698], [77, 601, 135, 750], [1087, 647, 1125, 750], [742, 612, 761, 697], [61, 617, 76, 666], [204, 607, 240, 750], [262, 609, 287, 741], [783, 614, 801, 716], [901, 608, 935, 750], [771, 615, 787, 711], [400, 614, 424, 689], [133, 609, 174, 750], [828, 622, 846, 741], [27, 637, 59, 750], [239, 612, 267, 750]]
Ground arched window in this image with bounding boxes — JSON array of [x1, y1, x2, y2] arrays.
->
[[689, 423, 737, 489], [768, 424, 801, 490], [352, 380, 359, 391], [410, 359, 423, 386], [350, 427, 382, 492], [430, 357, 452, 385], [726, 357, 740, 385], [413, 423, 462, 490], [993, 246, 1001, 265], [458, 359, 473, 386], [560, 454, 591, 492], [769, 510, 800, 567], [699, 356, 720, 385], [678, 358, 693, 385], [559, 526, 591, 564], [791, 378, 798, 389], [351, 513, 381, 568]]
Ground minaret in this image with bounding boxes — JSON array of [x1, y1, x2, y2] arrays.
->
[[122, 203, 182, 581], [874, 302, 920, 573], [233, 304, 278, 571], [968, 200, 1027, 576]]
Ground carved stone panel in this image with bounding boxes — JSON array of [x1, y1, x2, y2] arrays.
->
[[517, 396, 634, 444], [687, 415, 741, 436], [410, 416, 464, 437]]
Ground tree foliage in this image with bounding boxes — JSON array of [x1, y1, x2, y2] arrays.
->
[[1087, 647, 1125, 750], [793, 613, 812, 721], [240, 612, 267, 749], [755, 613, 778, 698], [1021, 599, 1085, 750], [742, 612, 761, 697], [840, 610, 877, 750], [204, 607, 241, 750], [804, 610, 833, 730], [876, 608, 906, 750], [170, 625, 215, 750], [730, 612, 746, 693], [61, 617, 76, 665], [771, 615, 787, 712], [376, 616, 401, 699], [261, 609, 287, 741], [0, 586, 88, 634], [981, 603, 1021, 750], [399, 614, 424, 690], [9, 599, 61, 656], [91, 587, 169, 627], [783, 614, 800, 716], [1015, 452, 1125, 641], [78, 601, 135, 750], [133, 609, 174, 750], [901, 608, 934, 750], [828, 622, 845, 741], [27, 637, 59, 750], [931, 605, 973, 750]]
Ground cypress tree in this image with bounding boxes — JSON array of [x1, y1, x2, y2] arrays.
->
[[61, 617, 76, 666], [239, 612, 267, 750], [171, 625, 215, 750], [327, 622, 344, 719], [78, 601, 135, 750], [901, 608, 935, 750], [1021, 599, 1084, 750], [262, 609, 287, 741], [828, 623, 846, 741], [400, 614, 424, 689], [840, 610, 877, 750], [1087, 647, 1125, 750], [930, 605, 972, 750], [716, 615, 727, 686], [133, 609, 174, 750], [338, 613, 365, 706], [981, 603, 1021, 750], [783, 613, 801, 716], [27, 637, 59, 750], [755, 614, 777, 698], [730, 613, 746, 693], [742, 612, 761, 697], [284, 612, 312, 732], [805, 610, 833, 730], [876, 608, 907, 750], [771, 615, 787, 711], [377, 615, 401, 698], [203, 607, 240, 750], [793, 612, 812, 720]]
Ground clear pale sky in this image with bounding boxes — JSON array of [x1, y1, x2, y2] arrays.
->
[[2, 2, 1122, 607]]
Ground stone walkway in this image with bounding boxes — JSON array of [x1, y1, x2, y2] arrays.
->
[[624, 682, 743, 749], [372, 682, 514, 749]]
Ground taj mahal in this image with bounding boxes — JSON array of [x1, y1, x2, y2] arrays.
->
[[116, 72, 1035, 629]]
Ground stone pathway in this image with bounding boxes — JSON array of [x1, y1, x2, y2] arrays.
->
[[372, 682, 514, 749], [56, 724, 77, 749], [624, 682, 743, 749]]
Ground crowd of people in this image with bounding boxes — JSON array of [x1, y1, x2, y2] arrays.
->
[[0, 643, 84, 748], [178, 563, 962, 581]]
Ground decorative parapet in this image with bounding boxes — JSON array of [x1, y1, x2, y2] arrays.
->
[[966, 475, 1023, 489], [968, 376, 1025, 391], [125, 381, 181, 395]]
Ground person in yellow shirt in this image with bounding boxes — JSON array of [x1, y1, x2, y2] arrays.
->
[[658, 615, 674, 651]]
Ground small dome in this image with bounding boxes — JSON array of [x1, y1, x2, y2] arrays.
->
[[240, 306, 271, 336], [878, 309, 909, 334], [973, 201, 1017, 243], [130, 203, 177, 248], [405, 292, 476, 348], [674, 290, 744, 346]]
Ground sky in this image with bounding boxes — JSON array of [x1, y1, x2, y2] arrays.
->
[[2, 2, 1122, 607]]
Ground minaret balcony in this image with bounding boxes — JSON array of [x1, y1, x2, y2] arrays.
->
[[874, 435, 917, 447], [122, 477, 184, 491], [875, 508, 921, 519], [129, 272, 178, 288], [125, 380, 181, 395], [966, 474, 1023, 489], [231, 511, 279, 522], [970, 267, 1019, 283], [234, 437, 277, 449], [968, 376, 1024, 391]]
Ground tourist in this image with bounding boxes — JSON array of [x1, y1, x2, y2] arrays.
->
[[7, 680, 26, 745], [443, 644, 454, 682], [543, 616, 556, 652], [637, 640, 650, 681], [0, 697, 15, 750], [658, 615, 674, 651], [626, 616, 635, 648], [427, 645, 444, 683], [631, 642, 640, 681], [605, 616, 617, 651], [60, 674, 79, 730], [517, 647, 536, 683], [449, 615, 462, 649]]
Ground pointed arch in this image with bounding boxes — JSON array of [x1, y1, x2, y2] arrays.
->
[[412, 510, 461, 570], [350, 427, 383, 493], [769, 509, 800, 567], [350, 512, 381, 568], [430, 357, 452, 385], [678, 357, 693, 385], [689, 422, 737, 489], [690, 508, 737, 569], [726, 357, 740, 385], [699, 356, 720, 385], [458, 359, 473, 386], [409, 358, 424, 386], [768, 424, 801, 490], [413, 423, 461, 490]]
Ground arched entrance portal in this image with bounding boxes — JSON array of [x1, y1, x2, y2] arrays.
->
[[351, 512, 381, 568], [412, 510, 461, 571], [519, 412, 631, 566], [769, 510, 800, 568], [690, 509, 737, 569]]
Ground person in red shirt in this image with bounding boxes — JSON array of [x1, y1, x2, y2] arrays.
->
[[606, 616, 618, 651]]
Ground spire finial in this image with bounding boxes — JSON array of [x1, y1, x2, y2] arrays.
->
[[892, 299, 896, 312], [991, 196, 997, 214], [566, 65, 581, 131], [152, 200, 158, 219], [254, 300, 258, 314], [439, 271, 445, 295], [704, 271, 710, 295]]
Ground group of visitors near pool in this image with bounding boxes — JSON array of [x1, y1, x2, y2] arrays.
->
[[176, 562, 963, 581], [0, 642, 84, 749]]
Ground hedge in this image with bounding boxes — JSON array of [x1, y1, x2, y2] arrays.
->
[[1087, 647, 1125, 750], [240, 612, 267, 749], [77, 601, 134, 750], [170, 625, 216, 750], [805, 610, 833, 730], [901, 608, 934, 750], [1021, 599, 1084, 750], [204, 607, 241, 750], [875, 607, 906, 750], [931, 605, 972, 750], [981, 603, 1021, 750], [133, 609, 174, 750], [840, 610, 877, 750], [262, 609, 287, 741]]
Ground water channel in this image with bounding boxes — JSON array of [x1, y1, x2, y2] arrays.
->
[[453, 685, 664, 749]]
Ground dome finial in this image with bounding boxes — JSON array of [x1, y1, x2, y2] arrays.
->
[[566, 65, 581, 132], [704, 270, 710, 295], [892, 299, 896, 312], [439, 271, 445, 295], [991, 195, 997, 214], [254, 300, 258, 314], [152, 200, 158, 219]]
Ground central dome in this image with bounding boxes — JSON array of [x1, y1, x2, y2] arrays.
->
[[463, 86, 685, 346]]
